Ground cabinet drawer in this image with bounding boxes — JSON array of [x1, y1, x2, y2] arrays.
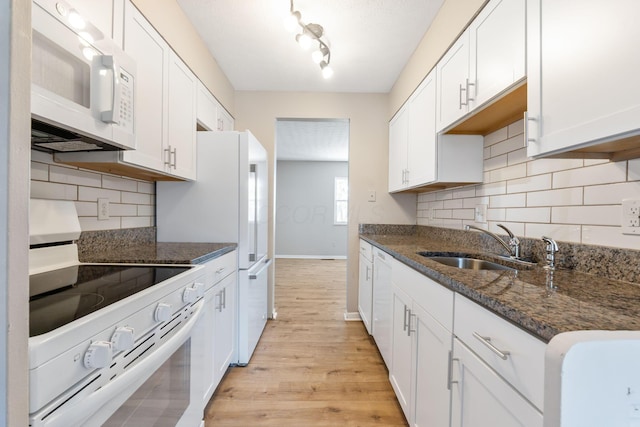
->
[[454, 294, 545, 411], [206, 250, 237, 284], [359, 239, 373, 262], [392, 259, 453, 331]]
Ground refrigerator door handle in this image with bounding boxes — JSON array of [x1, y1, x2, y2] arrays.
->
[[249, 258, 273, 280]]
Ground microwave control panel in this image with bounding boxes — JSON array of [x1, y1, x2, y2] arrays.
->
[[117, 67, 134, 135]]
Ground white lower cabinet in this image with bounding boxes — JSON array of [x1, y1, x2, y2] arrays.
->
[[358, 240, 374, 334], [451, 294, 545, 427], [390, 260, 454, 426], [450, 338, 543, 427], [202, 250, 237, 404], [372, 247, 392, 368]]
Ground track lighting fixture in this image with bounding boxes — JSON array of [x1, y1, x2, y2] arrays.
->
[[285, 0, 333, 79]]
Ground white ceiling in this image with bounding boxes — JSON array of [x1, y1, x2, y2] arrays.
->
[[177, 0, 444, 160]]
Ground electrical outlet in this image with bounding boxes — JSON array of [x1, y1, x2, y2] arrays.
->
[[98, 198, 110, 220], [622, 199, 640, 235]]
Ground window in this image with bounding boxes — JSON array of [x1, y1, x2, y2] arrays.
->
[[334, 176, 348, 225]]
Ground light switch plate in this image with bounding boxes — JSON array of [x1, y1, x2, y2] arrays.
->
[[474, 204, 487, 223], [98, 198, 110, 220]]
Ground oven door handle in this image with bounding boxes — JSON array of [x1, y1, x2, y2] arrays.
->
[[36, 300, 205, 427]]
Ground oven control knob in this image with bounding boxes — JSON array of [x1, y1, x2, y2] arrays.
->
[[84, 341, 112, 370], [182, 286, 198, 304], [111, 326, 135, 352], [193, 282, 205, 299], [154, 303, 172, 322]]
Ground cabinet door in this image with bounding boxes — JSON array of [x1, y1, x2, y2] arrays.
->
[[214, 272, 237, 386], [527, 0, 640, 157], [469, 0, 525, 109], [388, 106, 408, 192], [389, 286, 413, 422], [372, 249, 392, 368], [167, 51, 197, 180], [451, 339, 543, 427], [66, 0, 116, 40], [122, 2, 168, 172], [406, 70, 437, 187], [358, 253, 373, 334], [436, 30, 470, 132], [217, 105, 234, 131], [196, 81, 218, 131], [412, 303, 451, 427]]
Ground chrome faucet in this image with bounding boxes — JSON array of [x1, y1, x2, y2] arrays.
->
[[541, 236, 559, 270], [465, 224, 521, 259]]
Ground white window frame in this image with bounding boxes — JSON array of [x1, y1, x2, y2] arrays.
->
[[334, 176, 348, 225]]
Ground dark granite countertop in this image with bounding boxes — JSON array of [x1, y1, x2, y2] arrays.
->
[[360, 232, 640, 343], [80, 242, 237, 265]]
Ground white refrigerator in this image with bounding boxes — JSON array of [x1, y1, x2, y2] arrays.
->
[[157, 130, 270, 365]]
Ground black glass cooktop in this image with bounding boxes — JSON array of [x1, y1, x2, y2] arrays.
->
[[29, 264, 191, 337]]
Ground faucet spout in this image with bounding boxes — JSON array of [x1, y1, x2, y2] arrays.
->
[[465, 224, 519, 258]]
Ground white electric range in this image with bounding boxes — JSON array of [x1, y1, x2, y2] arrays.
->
[[28, 199, 209, 427]]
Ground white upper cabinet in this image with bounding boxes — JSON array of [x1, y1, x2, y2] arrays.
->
[[167, 51, 197, 180], [388, 105, 409, 192], [196, 81, 235, 132], [437, 0, 526, 133], [121, 1, 169, 174], [436, 30, 471, 132], [389, 70, 482, 193], [469, 0, 525, 109], [526, 0, 640, 158]]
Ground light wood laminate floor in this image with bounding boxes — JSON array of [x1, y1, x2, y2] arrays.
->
[[204, 258, 408, 426]]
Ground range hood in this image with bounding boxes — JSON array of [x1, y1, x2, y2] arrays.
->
[[31, 119, 126, 153]]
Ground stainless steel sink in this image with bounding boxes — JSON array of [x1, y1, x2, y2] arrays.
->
[[420, 254, 515, 271]]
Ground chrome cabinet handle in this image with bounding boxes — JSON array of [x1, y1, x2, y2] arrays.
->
[[365, 265, 370, 281], [171, 147, 177, 168], [466, 78, 475, 103], [472, 332, 510, 360], [222, 287, 226, 310], [403, 305, 409, 332], [407, 311, 416, 337], [447, 350, 458, 389], [459, 83, 466, 109], [525, 111, 537, 147], [164, 145, 172, 166]]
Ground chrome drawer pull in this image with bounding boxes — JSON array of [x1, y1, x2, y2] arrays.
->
[[472, 332, 510, 360]]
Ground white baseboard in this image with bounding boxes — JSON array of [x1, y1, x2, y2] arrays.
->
[[276, 255, 347, 260], [343, 312, 361, 321]]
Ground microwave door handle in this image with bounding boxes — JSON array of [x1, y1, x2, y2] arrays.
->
[[99, 55, 121, 124]]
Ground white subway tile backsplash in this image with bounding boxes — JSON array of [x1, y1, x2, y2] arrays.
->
[[31, 180, 77, 200], [31, 150, 155, 232], [50, 165, 101, 187], [31, 162, 49, 181], [505, 207, 550, 223], [121, 191, 152, 205], [491, 135, 525, 157], [582, 225, 640, 250], [507, 174, 552, 194], [552, 205, 621, 226], [507, 147, 528, 166], [507, 119, 524, 137], [552, 161, 626, 189], [490, 221, 524, 237], [584, 182, 640, 205], [525, 223, 582, 244], [488, 163, 527, 182], [78, 186, 121, 203], [476, 181, 506, 196], [628, 159, 640, 181], [527, 188, 583, 207], [526, 158, 583, 176], [416, 120, 640, 250], [490, 193, 526, 208], [103, 175, 138, 192], [443, 198, 463, 209], [484, 127, 508, 147]]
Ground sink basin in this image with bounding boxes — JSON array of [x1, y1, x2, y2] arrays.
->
[[419, 254, 515, 271]]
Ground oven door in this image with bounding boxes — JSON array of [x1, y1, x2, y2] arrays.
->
[[30, 298, 208, 427]]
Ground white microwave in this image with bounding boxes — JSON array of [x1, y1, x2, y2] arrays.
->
[[31, 0, 136, 152]]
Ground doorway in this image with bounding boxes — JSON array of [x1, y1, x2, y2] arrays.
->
[[274, 118, 350, 259]]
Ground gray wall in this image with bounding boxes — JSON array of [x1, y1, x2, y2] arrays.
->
[[276, 160, 348, 258]]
